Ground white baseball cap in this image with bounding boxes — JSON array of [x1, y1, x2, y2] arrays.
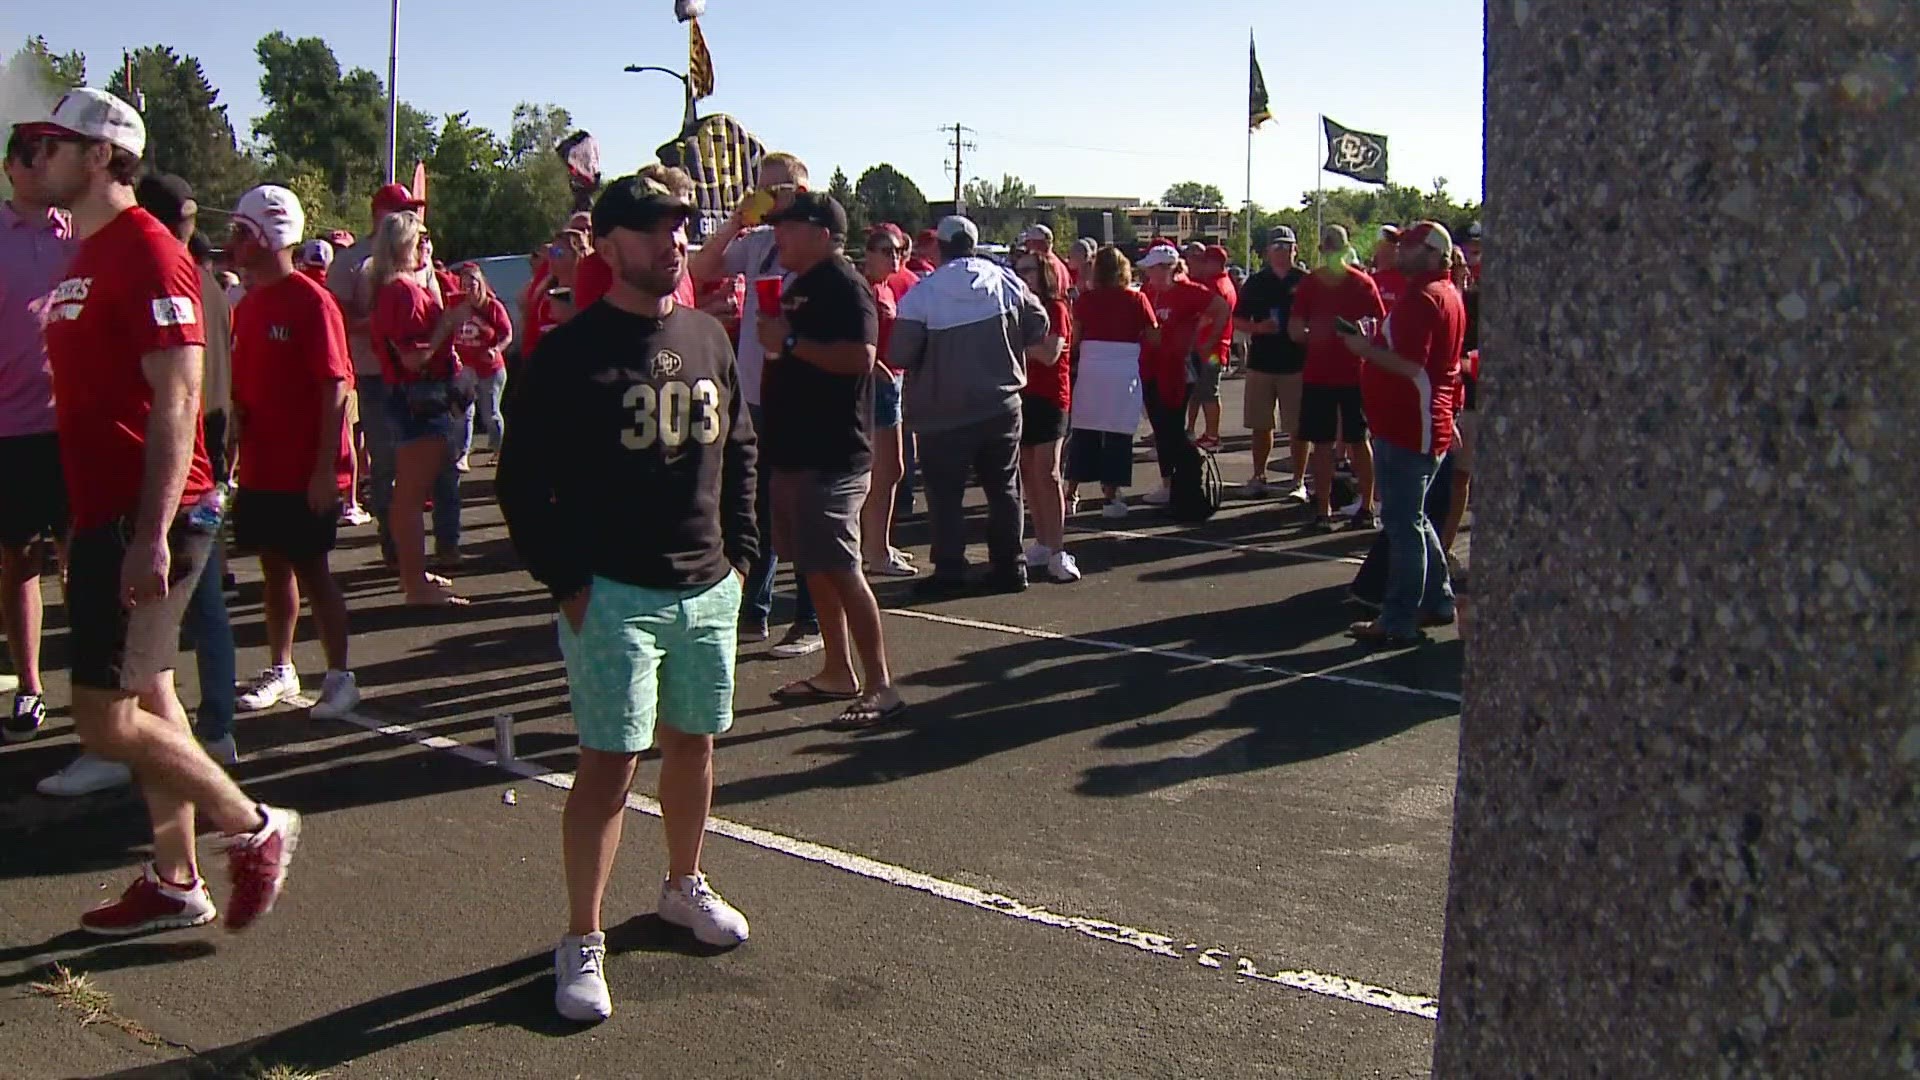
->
[[936, 215, 979, 244], [297, 239, 334, 268], [1397, 221, 1455, 257], [1138, 246, 1180, 269], [232, 185, 306, 251], [1020, 223, 1053, 245], [16, 87, 146, 158]]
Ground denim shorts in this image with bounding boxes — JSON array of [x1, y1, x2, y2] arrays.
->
[[557, 574, 743, 753], [873, 371, 904, 429], [384, 391, 460, 444]]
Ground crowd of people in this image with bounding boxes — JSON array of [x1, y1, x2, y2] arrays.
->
[[0, 87, 1478, 1020]]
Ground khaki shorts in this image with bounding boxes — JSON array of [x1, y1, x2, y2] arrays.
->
[[1243, 370, 1303, 436]]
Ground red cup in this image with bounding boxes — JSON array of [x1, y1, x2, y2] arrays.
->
[[753, 276, 783, 312]]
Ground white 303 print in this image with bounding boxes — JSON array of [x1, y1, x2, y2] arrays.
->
[[621, 378, 723, 450]]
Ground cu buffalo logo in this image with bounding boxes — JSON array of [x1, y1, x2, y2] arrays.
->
[[651, 349, 684, 380], [1330, 133, 1384, 174]]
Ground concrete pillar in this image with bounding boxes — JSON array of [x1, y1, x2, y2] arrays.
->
[[1433, 1, 1918, 1075]]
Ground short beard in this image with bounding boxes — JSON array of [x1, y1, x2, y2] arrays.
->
[[616, 263, 677, 298]]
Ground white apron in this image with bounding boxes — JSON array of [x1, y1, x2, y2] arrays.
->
[[1070, 340, 1144, 435]]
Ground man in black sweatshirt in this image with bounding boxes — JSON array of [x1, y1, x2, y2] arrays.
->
[[496, 174, 758, 1024]]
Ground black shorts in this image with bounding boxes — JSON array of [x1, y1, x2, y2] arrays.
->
[[233, 490, 339, 560], [1299, 384, 1367, 444], [67, 517, 213, 691], [0, 433, 69, 549], [1020, 395, 1068, 446], [1462, 373, 1479, 412]]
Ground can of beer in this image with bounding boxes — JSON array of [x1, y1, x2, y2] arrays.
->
[[493, 713, 516, 764]]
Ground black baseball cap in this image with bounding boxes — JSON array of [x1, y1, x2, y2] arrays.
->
[[136, 173, 195, 230], [590, 173, 694, 238], [765, 191, 848, 239]]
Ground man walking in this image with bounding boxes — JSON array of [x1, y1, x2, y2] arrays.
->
[[752, 193, 904, 728], [892, 216, 1050, 595], [498, 175, 758, 1021], [0, 126, 75, 747], [1339, 221, 1465, 648], [227, 185, 361, 720], [1290, 224, 1386, 531], [1233, 230, 1310, 498], [30, 87, 299, 933]]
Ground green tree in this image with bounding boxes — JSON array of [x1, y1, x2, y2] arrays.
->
[[509, 102, 573, 165], [107, 46, 255, 210], [275, 165, 366, 239], [1162, 181, 1225, 208], [423, 112, 506, 261], [253, 33, 386, 202], [5, 36, 86, 95], [826, 166, 868, 239], [962, 173, 1035, 212], [1047, 208, 1077, 255], [856, 164, 929, 234]]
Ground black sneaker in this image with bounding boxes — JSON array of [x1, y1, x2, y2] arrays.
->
[[1352, 507, 1381, 531], [912, 573, 972, 601], [984, 565, 1029, 595], [4, 693, 45, 744], [1315, 515, 1343, 534]]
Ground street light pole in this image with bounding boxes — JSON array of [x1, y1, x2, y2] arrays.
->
[[623, 65, 698, 136], [385, 0, 400, 184]]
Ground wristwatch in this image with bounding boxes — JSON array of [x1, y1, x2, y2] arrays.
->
[[783, 334, 799, 353]]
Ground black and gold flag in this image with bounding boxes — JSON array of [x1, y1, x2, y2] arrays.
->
[[1249, 37, 1272, 130], [1322, 116, 1389, 185], [688, 19, 715, 101]]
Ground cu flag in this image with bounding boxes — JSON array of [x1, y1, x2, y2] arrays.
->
[[1322, 116, 1390, 186], [656, 114, 769, 242]]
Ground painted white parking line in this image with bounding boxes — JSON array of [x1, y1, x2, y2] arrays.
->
[[336, 708, 1440, 1021], [886, 607, 1463, 705], [1068, 523, 1368, 566]]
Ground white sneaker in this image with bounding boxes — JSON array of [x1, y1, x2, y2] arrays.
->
[[1143, 484, 1172, 507], [553, 931, 613, 1022], [37, 753, 132, 797], [238, 666, 300, 712], [1101, 498, 1130, 520], [453, 455, 471, 473], [1047, 550, 1082, 583], [658, 872, 750, 946], [200, 734, 238, 766], [1024, 542, 1052, 568], [340, 505, 374, 526], [769, 627, 824, 659], [1287, 481, 1310, 503], [309, 670, 360, 721], [1065, 496, 1080, 516]]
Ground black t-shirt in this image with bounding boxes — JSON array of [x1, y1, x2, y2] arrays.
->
[[1233, 266, 1308, 374], [760, 255, 878, 473]]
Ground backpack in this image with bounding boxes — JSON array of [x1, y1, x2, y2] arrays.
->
[[1170, 443, 1223, 523]]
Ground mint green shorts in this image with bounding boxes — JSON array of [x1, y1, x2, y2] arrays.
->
[[557, 574, 742, 753]]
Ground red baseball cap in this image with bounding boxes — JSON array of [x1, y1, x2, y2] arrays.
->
[[915, 228, 938, 243], [1203, 244, 1230, 263], [1148, 237, 1178, 251], [371, 182, 425, 215]]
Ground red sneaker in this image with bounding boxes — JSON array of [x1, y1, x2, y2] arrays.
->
[[81, 864, 216, 936], [222, 805, 302, 931]]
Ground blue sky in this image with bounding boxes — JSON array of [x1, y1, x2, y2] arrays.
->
[[6, 0, 1483, 210]]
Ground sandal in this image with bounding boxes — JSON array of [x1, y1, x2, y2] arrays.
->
[[1346, 620, 1426, 649], [405, 584, 471, 607], [829, 692, 909, 731], [770, 678, 862, 704]]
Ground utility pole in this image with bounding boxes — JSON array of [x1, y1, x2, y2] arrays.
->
[[942, 123, 976, 214]]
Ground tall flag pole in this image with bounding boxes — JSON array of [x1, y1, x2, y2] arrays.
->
[[1247, 31, 1272, 265]]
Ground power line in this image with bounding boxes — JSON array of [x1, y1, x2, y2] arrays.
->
[[941, 123, 976, 211]]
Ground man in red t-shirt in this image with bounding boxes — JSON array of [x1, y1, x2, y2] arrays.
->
[[1289, 224, 1386, 530], [1137, 246, 1229, 506], [908, 229, 940, 276], [1186, 245, 1238, 448], [227, 184, 361, 723], [1339, 221, 1465, 648], [27, 88, 300, 935], [1372, 226, 1409, 312]]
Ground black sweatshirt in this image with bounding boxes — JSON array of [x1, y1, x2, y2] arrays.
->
[[496, 302, 758, 599]]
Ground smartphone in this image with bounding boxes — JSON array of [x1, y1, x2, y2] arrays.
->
[[548, 286, 574, 303], [1334, 317, 1362, 336]]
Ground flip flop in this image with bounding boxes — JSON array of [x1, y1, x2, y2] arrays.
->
[[770, 678, 862, 704], [830, 694, 909, 731], [405, 587, 471, 608]]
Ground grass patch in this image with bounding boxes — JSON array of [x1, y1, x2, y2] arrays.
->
[[28, 962, 113, 1024], [245, 1064, 329, 1080]]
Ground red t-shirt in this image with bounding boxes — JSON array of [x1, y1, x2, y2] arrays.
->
[[1373, 266, 1409, 312], [1292, 268, 1386, 386], [453, 296, 514, 377], [872, 279, 901, 377], [1196, 271, 1237, 362], [299, 265, 329, 288], [1023, 297, 1072, 410], [576, 252, 698, 310], [1142, 279, 1218, 401], [44, 207, 214, 529], [370, 277, 454, 384], [1363, 272, 1466, 456], [231, 273, 355, 495], [1072, 286, 1157, 345]]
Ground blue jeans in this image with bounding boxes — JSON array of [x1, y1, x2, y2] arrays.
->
[[744, 403, 815, 629], [184, 543, 236, 742], [359, 376, 463, 552], [471, 367, 507, 453], [1374, 439, 1454, 635]]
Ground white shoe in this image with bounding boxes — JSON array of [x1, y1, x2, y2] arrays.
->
[[1143, 484, 1172, 507], [1287, 481, 1310, 503], [37, 753, 132, 797], [1065, 496, 1080, 516], [453, 455, 471, 473], [309, 670, 360, 721], [1101, 498, 1130, 520], [1047, 550, 1082, 583], [238, 666, 300, 712], [200, 734, 238, 765], [769, 627, 824, 658], [658, 872, 750, 946], [1024, 542, 1052, 568], [340, 506, 374, 526], [553, 931, 613, 1022]]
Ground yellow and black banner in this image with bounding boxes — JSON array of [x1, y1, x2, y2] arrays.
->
[[688, 19, 715, 100], [656, 113, 768, 241]]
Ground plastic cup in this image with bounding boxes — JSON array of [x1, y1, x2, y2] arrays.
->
[[753, 276, 783, 312]]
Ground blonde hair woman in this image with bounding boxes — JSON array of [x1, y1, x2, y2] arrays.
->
[[367, 209, 475, 606]]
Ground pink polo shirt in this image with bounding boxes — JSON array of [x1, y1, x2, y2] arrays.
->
[[0, 202, 73, 437]]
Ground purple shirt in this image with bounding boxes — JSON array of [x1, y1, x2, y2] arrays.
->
[[0, 202, 72, 437]]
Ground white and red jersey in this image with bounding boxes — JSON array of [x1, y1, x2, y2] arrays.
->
[[1362, 271, 1466, 456]]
